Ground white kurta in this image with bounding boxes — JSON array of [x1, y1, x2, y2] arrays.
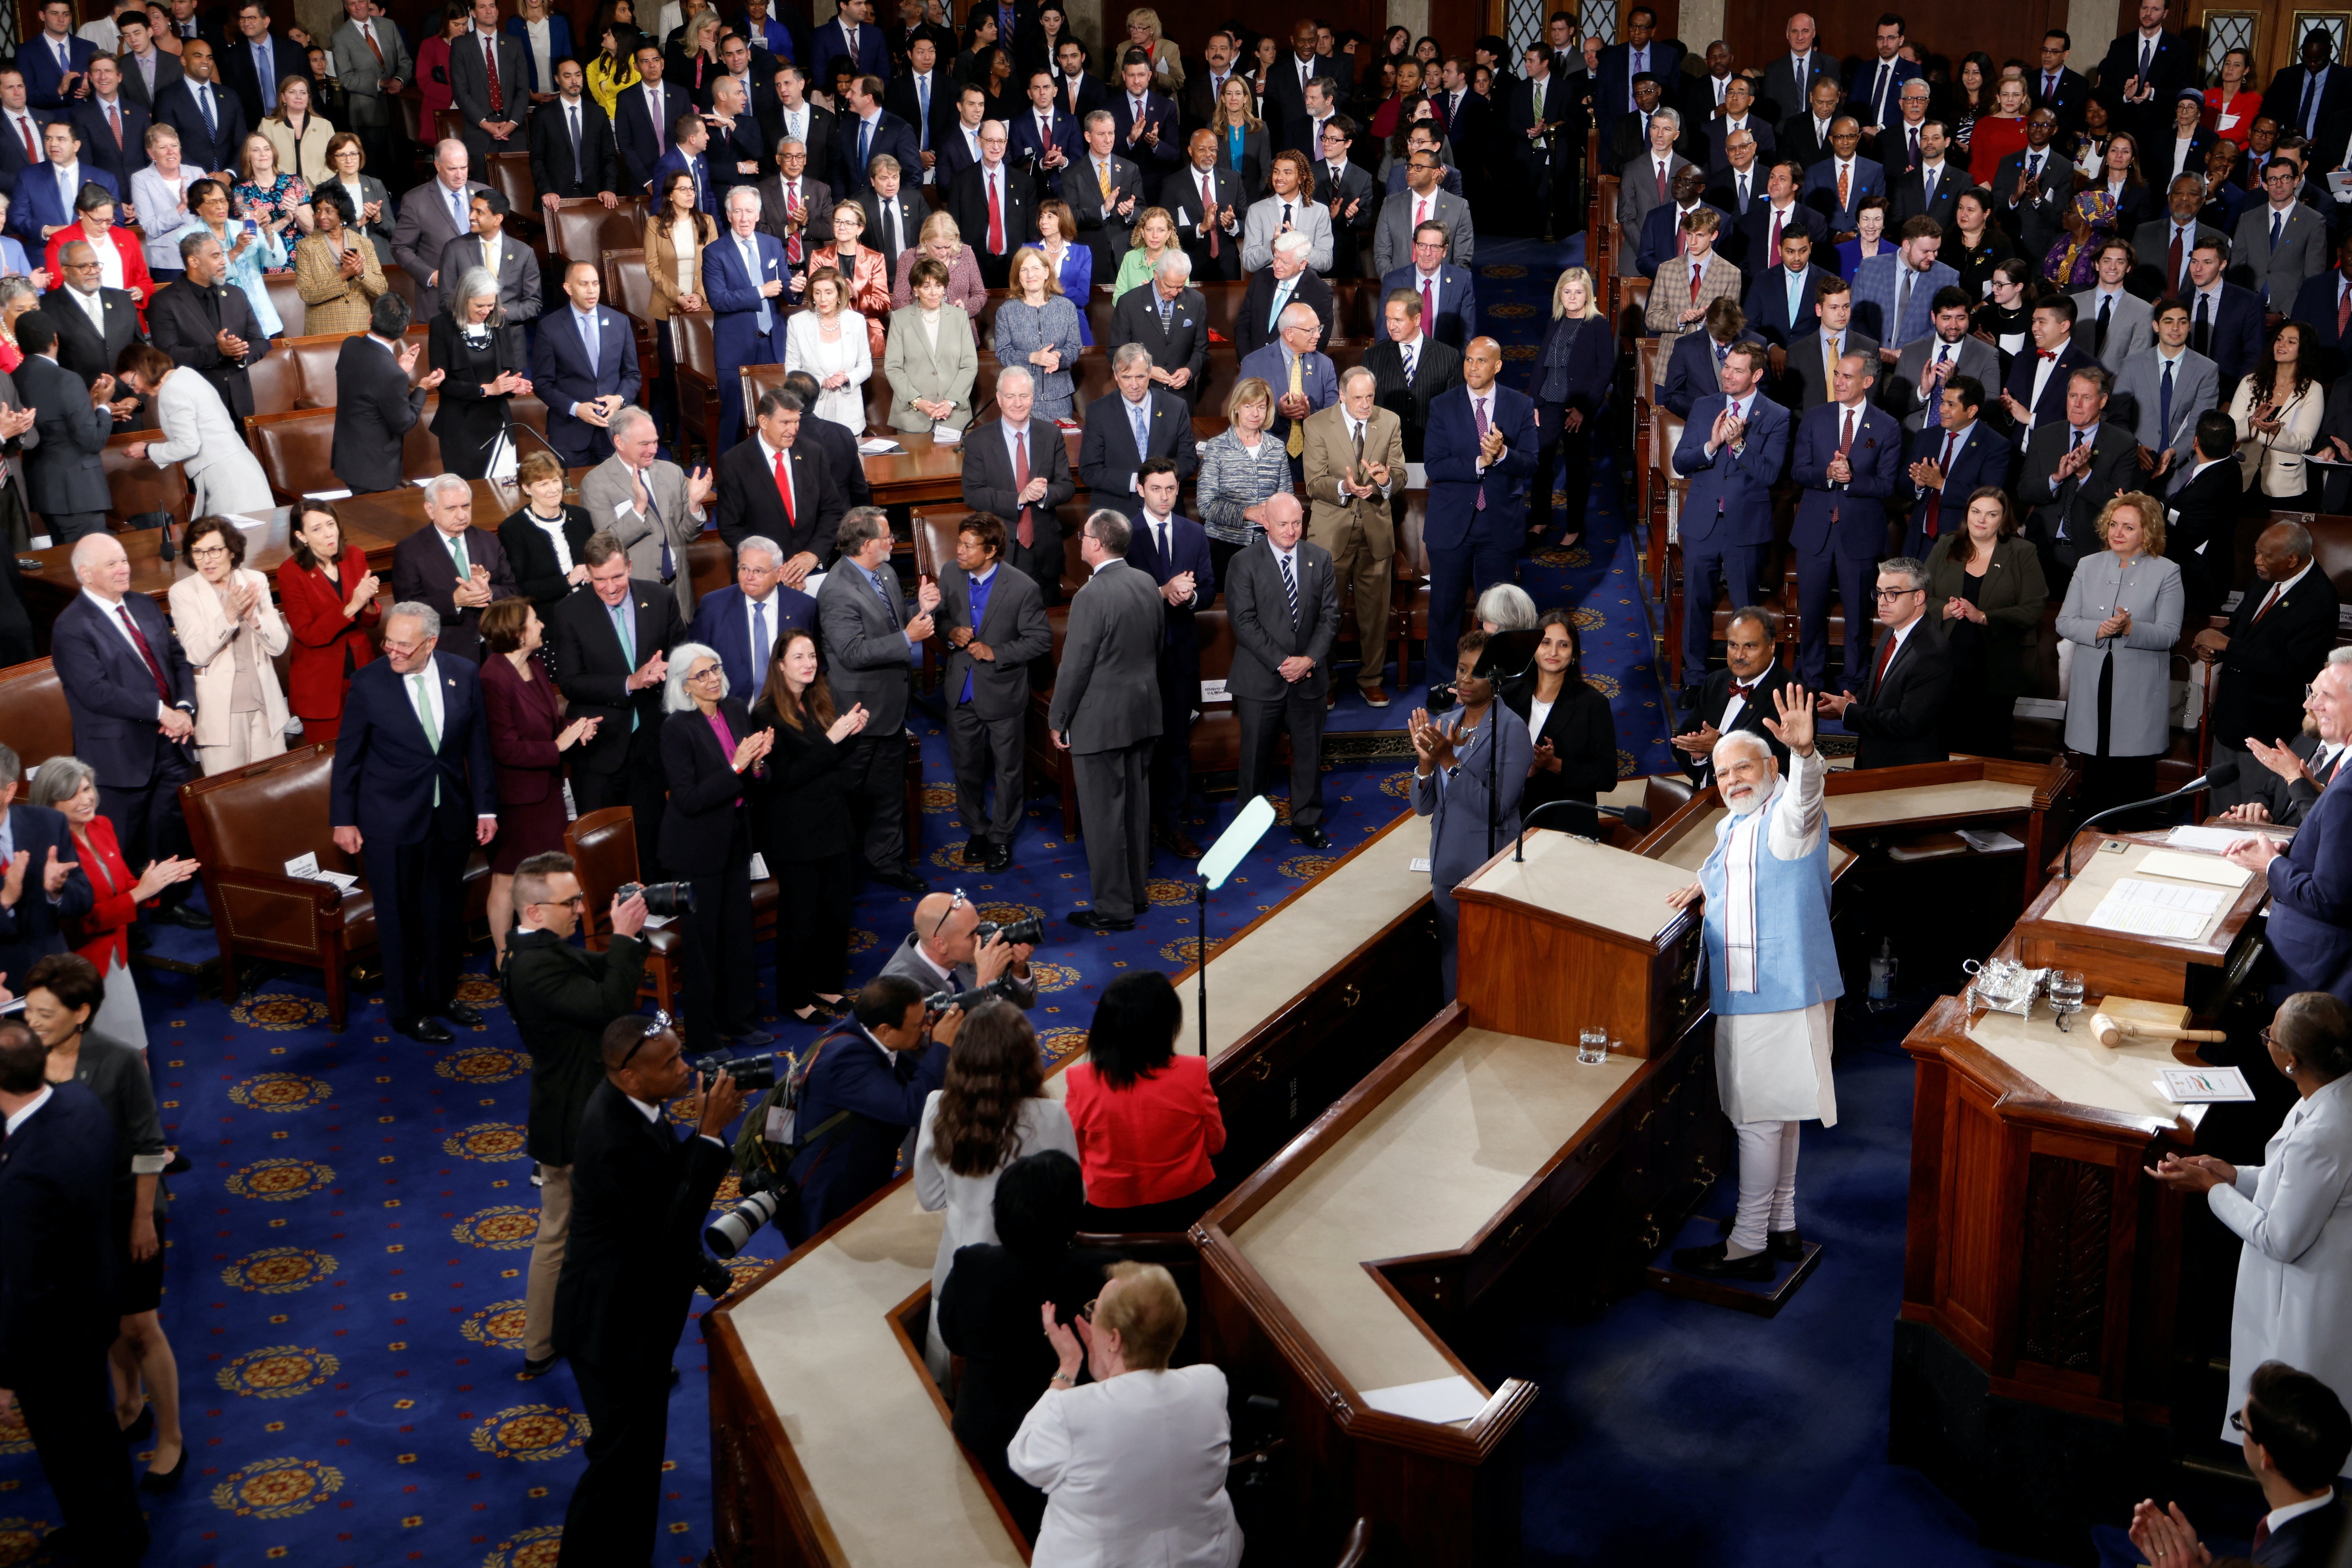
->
[[2210, 1074, 2352, 1470], [1008, 1364, 1244, 1568], [911, 1092, 1080, 1381], [1712, 747, 1838, 1127]]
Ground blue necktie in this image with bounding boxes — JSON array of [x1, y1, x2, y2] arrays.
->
[[960, 573, 989, 702], [917, 75, 929, 150], [451, 183, 465, 232], [2160, 356, 2175, 443], [858, 118, 872, 174], [744, 240, 771, 334], [578, 310, 598, 376], [1130, 397, 1148, 457], [749, 597, 770, 685], [611, 601, 637, 730], [258, 39, 275, 112], [1269, 279, 1292, 331], [871, 566, 893, 615], [693, 156, 707, 214], [198, 83, 216, 140]]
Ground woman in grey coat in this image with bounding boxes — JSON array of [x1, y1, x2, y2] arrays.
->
[[881, 255, 978, 433], [989, 247, 1084, 421], [1411, 629, 1533, 1000], [2055, 490, 2183, 817]]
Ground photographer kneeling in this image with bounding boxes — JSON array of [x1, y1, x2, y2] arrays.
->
[[783, 973, 971, 1243], [505, 851, 650, 1380], [884, 891, 1042, 1009], [553, 1014, 744, 1567]]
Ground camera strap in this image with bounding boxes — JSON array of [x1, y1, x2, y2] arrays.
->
[[732, 1029, 857, 1192]]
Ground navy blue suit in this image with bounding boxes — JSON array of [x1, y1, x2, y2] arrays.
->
[[1791, 398, 1905, 689], [2263, 777, 2352, 1005], [836, 108, 917, 196], [612, 80, 689, 192], [2193, 282, 2267, 392], [686, 583, 817, 698], [1673, 392, 1790, 680], [532, 304, 644, 466], [69, 98, 152, 198], [2001, 337, 2100, 433], [703, 227, 791, 453], [154, 76, 248, 178], [1733, 200, 1826, 281], [1635, 200, 1730, 279], [1742, 262, 1838, 347], [1659, 329, 1765, 420], [1798, 154, 1883, 231], [1423, 383, 1538, 680], [0, 802, 93, 985], [51, 589, 200, 912], [18, 33, 97, 114], [327, 652, 498, 1022], [1897, 420, 2013, 558], [648, 145, 717, 214], [8, 162, 118, 247], [2289, 268, 2352, 375], [1108, 87, 1181, 175], [786, 1025, 948, 1240], [812, 18, 892, 85], [1849, 55, 1921, 133], [1379, 263, 1476, 348], [1007, 106, 1080, 195]]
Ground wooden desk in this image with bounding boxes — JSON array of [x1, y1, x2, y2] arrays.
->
[[702, 812, 1444, 1568], [2014, 831, 2269, 1006]]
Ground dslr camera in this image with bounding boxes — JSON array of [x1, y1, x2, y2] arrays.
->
[[616, 880, 695, 918], [690, 1052, 778, 1092], [924, 974, 1020, 1016], [976, 913, 1045, 949]]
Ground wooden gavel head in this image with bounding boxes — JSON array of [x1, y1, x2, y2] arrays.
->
[[2088, 1012, 2122, 1049]]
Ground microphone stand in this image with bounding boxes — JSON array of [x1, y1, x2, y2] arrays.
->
[[2059, 768, 2235, 880], [1513, 799, 1655, 860]]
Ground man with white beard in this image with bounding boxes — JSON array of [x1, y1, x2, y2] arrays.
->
[[1664, 683, 1842, 1280]]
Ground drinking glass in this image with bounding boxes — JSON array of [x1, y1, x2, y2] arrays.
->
[[2048, 971, 2085, 1029], [1577, 1028, 1608, 1065]]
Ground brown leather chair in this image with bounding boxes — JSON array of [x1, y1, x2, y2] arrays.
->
[[245, 347, 304, 417], [1193, 280, 1245, 341], [741, 363, 790, 424], [180, 744, 378, 1027], [102, 431, 192, 531], [601, 247, 659, 384], [247, 408, 340, 502], [688, 534, 733, 603], [671, 311, 720, 461], [400, 401, 444, 481], [485, 152, 546, 255], [552, 197, 649, 263], [565, 805, 681, 1011], [0, 658, 74, 769], [862, 360, 894, 432], [1329, 278, 1378, 341], [285, 325, 430, 406], [265, 272, 308, 337], [380, 262, 421, 324]]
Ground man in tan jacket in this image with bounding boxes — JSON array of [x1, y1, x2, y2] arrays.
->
[[1301, 366, 1407, 708]]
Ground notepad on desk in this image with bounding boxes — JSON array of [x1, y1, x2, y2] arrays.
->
[[2135, 849, 2252, 888], [1359, 1375, 1486, 1425], [2085, 877, 2229, 940]]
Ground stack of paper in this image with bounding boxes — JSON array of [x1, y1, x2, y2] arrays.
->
[[2084, 877, 2228, 940], [283, 852, 357, 893]]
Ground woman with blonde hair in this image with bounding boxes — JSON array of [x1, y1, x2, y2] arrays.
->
[[1210, 73, 1268, 199], [2230, 319, 2324, 505], [1196, 376, 1290, 580], [1529, 265, 1612, 549], [1121, 7, 1183, 97], [2054, 490, 2183, 817], [883, 254, 978, 432], [131, 124, 202, 281], [890, 209, 987, 313], [233, 130, 314, 238], [1111, 205, 1179, 300], [991, 246, 1083, 420], [668, 8, 724, 99], [261, 74, 336, 187]]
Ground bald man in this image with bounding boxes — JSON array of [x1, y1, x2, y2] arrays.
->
[[877, 890, 1038, 1005]]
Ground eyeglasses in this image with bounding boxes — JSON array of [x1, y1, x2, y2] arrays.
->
[[527, 893, 586, 912], [188, 544, 230, 560], [1874, 586, 1923, 600], [2230, 1408, 2247, 1433], [688, 664, 724, 682], [1078, 1296, 1099, 1321], [615, 1007, 675, 1071], [931, 888, 966, 941]]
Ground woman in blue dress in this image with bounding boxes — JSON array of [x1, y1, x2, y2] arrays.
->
[[1024, 198, 1093, 347]]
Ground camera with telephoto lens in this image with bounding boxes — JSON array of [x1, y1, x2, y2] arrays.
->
[[924, 974, 1021, 1017], [615, 880, 696, 918], [976, 914, 1045, 949], [690, 1052, 777, 1091], [705, 1188, 786, 1259]]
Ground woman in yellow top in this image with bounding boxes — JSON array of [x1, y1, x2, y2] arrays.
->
[[292, 187, 387, 337], [585, 22, 642, 118], [1110, 206, 1178, 300]]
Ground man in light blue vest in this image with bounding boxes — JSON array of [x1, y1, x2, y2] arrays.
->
[[1665, 683, 1843, 1281]]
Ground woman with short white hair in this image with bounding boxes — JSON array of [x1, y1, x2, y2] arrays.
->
[[659, 641, 775, 1056], [131, 124, 202, 280]]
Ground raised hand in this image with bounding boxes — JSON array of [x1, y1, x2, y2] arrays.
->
[[1761, 682, 1815, 753]]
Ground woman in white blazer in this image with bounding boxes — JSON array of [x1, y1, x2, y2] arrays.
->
[[881, 255, 978, 434], [115, 345, 276, 518], [2151, 990, 2352, 1474], [2227, 320, 2326, 503], [1013, 1261, 1243, 1568], [167, 515, 292, 775]]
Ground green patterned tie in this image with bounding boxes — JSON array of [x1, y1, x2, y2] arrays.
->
[[410, 671, 441, 806]]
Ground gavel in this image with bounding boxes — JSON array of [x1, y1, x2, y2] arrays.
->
[[2086, 1013, 2229, 1051]]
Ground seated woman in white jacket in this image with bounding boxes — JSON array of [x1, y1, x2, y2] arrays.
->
[[2150, 989, 2352, 1475], [114, 343, 275, 519], [2227, 320, 2326, 505], [1012, 1261, 1242, 1568]]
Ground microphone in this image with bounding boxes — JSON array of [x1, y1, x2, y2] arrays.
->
[[1514, 799, 1654, 860], [2059, 760, 2240, 880]]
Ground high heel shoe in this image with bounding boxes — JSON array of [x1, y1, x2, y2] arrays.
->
[[120, 1405, 153, 1444], [139, 1446, 187, 1492]]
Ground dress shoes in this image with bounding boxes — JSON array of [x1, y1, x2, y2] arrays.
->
[[1326, 690, 1336, 712], [1069, 910, 1136, 933], [1669, 1240, 1775, 1281], [395, 1015, 456, 1044], [1766, 1228, 1805, 1262], [1361, 685, 1391, 708], [138, 1448, 189, 1492], [158, 903, 214, 930], [1152, 825, 1202, 859], [520, 1353, 559, 1380], [983, 842, 1013, 873], [441, 1002, 485, 1028], [869, 865, 927, 894], [1294, 826, 1329, 850], [724, 1029, 776, 1049], [960, 837, 993, 865]]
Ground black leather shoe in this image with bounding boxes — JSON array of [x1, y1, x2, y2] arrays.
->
[[159, 903, 214, 930], [984, 843, 1013, 873], [139, 1449, 188, 1492], [1766, 1228, 1805, 1262], [869, 865, 927, 894], [1069, 910, 1136, 933], [520, 1354, 559, 1380], [1152, 825, 1202, 859], [724, 1029, 776, 1049], [396, 1015, 455, 1045], [1669, 1241, 1775, 1281], [960, 837, 993, 864], [441, 1002, 485, 1028], [1294, 826, 1329, 851]]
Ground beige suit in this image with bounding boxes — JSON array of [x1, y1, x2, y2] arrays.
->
[[168, 566, 290, 773], [880, 301, 977, 432], [1301, 402, 1405, 691], [1644, 254, 1743, 347]]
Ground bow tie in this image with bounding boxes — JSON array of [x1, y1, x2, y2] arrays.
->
[[1731, 682, 1756, 700], [2039, 349, 2058, 360]]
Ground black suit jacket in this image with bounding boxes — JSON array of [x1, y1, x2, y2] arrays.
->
[[2212, 561, 2341, 752], [715, 430, 844, 563], [1848, 615, 1952, 768], [659, 695, 760, 874], [1105, 285, 1207, 401], [1319, 158, 1379, 270], [1161, 163, 1245, 279], [2018, 416, 2136, 568], [42, 286, 138, 387], [2026, 67, 2092, 129], [548, 577, 688, 776], [389, 524, 521, 664], [330, 334, 426, 494], [944, 158, 1032, 265], [2096, 30, 2193, 116], [146, 274, 267, 422], [156, 77, 250, 176], [0, 802, 93, 985], [551, 1077, 731, 1371], [0, 1082, 122, 1379], [1076, 388, 1196, 517], [2163, 456, 2237, 622], [1890, 162, 1964, 232], [1236, 268, 1334, 357], [2251, 1493, 2344, 1568], [1681, 658, 1794, 785], [220, 32, 312, 131], [68, 97, 152, 198], [528, 95, 619, 200], [1364, 335, 1463, 461]]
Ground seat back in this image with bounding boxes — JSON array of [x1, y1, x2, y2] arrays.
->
[[673, 309, 718, 381], [2308, 514, 2352, 600], [380, 262, 421, 322], [1329, 278, 1379, 341], [862, 359, 893, 432], [564, 806, 641, 943], [265, 272, 307, 337], [911, 507, 963, 577], [485, 152, 539, 245], [688, 534, 733, 602], [400, 400, 444, 481], [1193, 280, 1246, 342], [285, 333, 351, 407], [102, 430, 191, 529], [0, 658, 74, 769], [554, 197, 648, 263], [247, 408, 340, 502], [246, 345, 304, 416], [182, 742, 350, 880], [604, 246, 655, 323], [740, 363, 792, 426]]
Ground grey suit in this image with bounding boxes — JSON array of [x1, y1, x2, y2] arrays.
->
[[1884, 333, 2003, 430], [1047, 557, 1163, 921], [2111, 345, 2220, 463], [1370, 186, 1475, 278], [436, 230, 543, 322], [447, 28, 531, 167], [2234, 200, 2329, 310], [577, 452, 707, 619], [331, 15, 413, 129], [877, 930, 1040, 1007], [1785, 328, 1879, 413], [1240, 193, 1334, 274], [817, 554, 920, 873], [938, 559, 1050, 846], [390, 175, 492, 285], [1617, 151, 1695, 235], [19, 352, 110, 541], [1225, 538, 1338, 831], [2071, 286, 2155, 372]]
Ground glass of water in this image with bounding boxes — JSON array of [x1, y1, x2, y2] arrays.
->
[[2048, 971, 2085, 1029], [1577, 1028, 1609, 1065]]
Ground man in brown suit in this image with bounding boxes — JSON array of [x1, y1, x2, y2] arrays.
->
[[1301, 367, 1406, 708]]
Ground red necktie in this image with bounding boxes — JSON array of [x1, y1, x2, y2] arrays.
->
[[1014, 429, 1034, 547], [2253, 1519, 2271, 1552], [1421, 277, 1434, 326], [117, 604, 171, 701], [1872, 628, 1898, 691], [2338, 282, 2351, 342], [986, 171, 1003, 253], [15, 117, 31, 164], [1202, 174, 1218, 257], [1731, 681, 1755, 701], [1838, 408, 1856, 456], [484, 35, 502, 114], [2255, 582, 2282, 622], [2167, 227, 2185, 299], [1472, 397, 1489, 512], [107, 102, 120, 148], [1689, 265, 1702, 304], [1655, 160, 1667, 202], [365, 25, 384, 67], [773, 448, 795, 526], [1921, 430, 1957, 537], [1416, 195, 1429, 229], [785, 180, 803, 264], [1769, 208, 1784, 260]]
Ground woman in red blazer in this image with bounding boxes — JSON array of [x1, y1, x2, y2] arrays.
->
[[477, 599, 599, 965], [276, 501, 381, 744], [1062, 970, 1227, 1232], [43, 195, 158, 330]]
